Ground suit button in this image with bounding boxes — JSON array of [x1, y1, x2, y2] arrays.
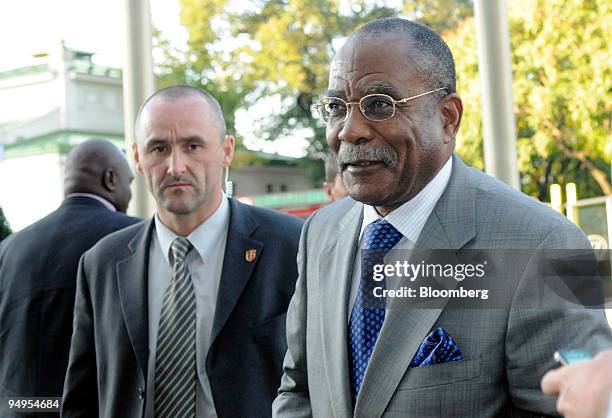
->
[[138, 387, 144, 400]]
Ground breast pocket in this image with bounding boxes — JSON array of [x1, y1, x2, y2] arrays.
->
[[396, 356, 481, 391]]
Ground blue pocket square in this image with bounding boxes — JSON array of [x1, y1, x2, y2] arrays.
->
[[409, 327, 463, 368]]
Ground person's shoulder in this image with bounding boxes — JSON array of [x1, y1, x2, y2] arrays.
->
[[105, 210, 141, 228], [462, 164, 584, 243], [308, 196, 359, 228], [84, 220, 147, 259], [233, 199, 304, 232], [0, 210, 57, 249]]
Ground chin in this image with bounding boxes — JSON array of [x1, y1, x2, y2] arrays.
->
[[160, 198, 195, 216], [347, 186, 388, 206], [349, 183, 411, 209]]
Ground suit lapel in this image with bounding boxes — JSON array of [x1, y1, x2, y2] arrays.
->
[[116, 219, 154, 378], [210, 199, 263, 346], [319, 201, 362, 418], [355, 155, 477, 417]]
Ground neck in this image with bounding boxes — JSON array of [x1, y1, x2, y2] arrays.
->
[[375, 156, 451, 217], [374, 185, 423, 217], [157, 193, 223, 237]]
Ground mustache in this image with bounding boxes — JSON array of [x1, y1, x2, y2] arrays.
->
[[160, 175, 196, 189], [336, 144, 396, 169]]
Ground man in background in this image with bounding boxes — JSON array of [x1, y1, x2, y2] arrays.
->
[[62, 86, 303, 417], [0, 139, 139, 416], [323, 151, 348, 202]]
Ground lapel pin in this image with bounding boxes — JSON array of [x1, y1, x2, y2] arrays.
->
[[245, 248, 257, 263]]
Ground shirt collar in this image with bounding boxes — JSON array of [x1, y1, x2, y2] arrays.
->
[[154, 194, 230, 266], [361, 156, 453, 243], [66, 193, 117, 212]]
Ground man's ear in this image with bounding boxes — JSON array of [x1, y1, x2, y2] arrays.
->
[[103, 168, 117, 192], [440, 93, 463, 144], [132, 142, 143, 174], [323, 182, 333, 202], [222, 135, 235, 167]]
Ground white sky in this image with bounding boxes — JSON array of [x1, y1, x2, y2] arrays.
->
[[0, 0, 313, 157], [0, 0, 182, 69]]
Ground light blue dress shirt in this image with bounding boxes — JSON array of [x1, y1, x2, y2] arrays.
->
[[145, 196, 229, 418]]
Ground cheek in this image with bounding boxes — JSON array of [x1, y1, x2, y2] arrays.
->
[[142, 162, 164, 183], [326, 127, 341, 150], [199, 158, 221, 180]]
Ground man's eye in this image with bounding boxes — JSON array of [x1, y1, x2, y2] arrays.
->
[[327, 102, 345, 111], [187, 143, 202, 151], [369, 98, 392, 109], [152, 145, 167, 153]]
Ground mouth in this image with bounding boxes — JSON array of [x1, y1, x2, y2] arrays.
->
[[343, 160, 386, 173], [165, 182, 193, 189]]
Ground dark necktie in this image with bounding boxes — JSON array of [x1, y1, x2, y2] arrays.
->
[[349, 219, 403, 401], [154, 238, 196, 418]]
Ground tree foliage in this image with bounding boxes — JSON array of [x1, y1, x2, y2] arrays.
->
[[155, 0, 610, 198], [447, 0, 611, 199], [0, 206, 11, 241], [402, 0, 473, 33]]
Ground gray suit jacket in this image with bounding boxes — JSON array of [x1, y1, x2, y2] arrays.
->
[[273, 155, 612, 418]]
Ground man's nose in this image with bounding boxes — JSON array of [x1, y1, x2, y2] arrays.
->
[[168, 149, 187, 176], [337, 104, 374, 144]]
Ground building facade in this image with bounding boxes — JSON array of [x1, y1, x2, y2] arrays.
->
[[0, 45, 326, 230]]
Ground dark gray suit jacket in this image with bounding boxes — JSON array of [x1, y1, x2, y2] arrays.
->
[[62, 198, 303, 418], [0, 196, 139, 417], [274, 155, 612, 417]]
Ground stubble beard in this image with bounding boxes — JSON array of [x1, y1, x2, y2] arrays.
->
[[157, 185, 208, 216]]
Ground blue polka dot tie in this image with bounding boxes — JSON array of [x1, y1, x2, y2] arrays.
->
[[349, 219, 403, 402]]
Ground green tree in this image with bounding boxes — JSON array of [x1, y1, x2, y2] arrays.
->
[[155, 0, 471, 181], [402, 0, 473, 33], [157, 0, 609, 199], [446, 0, 611, 199], [0, 206, 11, 241]]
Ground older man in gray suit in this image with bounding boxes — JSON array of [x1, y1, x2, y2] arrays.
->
[[273, 17, 612, 418]]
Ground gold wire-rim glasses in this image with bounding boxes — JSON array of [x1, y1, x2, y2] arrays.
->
[[314, 87, 448, 124]]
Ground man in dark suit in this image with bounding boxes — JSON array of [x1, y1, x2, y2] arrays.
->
[[62, 85, 303, 418], [0, 139, 139, 416]]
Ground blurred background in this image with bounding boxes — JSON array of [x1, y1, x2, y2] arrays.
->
[[0, 0, 610, 250]]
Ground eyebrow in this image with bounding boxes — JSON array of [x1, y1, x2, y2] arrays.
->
[[326, 83, 400, 99], [144, 136, 205, 148], [363, 83, 400, 96], [326, 89, 347, 99], [144, 138, 167, 149]]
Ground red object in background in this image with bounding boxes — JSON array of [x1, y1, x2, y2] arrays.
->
[[282, 205, 324, 219]]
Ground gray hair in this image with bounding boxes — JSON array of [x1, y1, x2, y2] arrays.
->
[[354, 17, 456, 96]]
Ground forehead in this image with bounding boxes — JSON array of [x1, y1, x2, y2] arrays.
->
[[139, 96, 220, 139], [329, 34, 424, 97]]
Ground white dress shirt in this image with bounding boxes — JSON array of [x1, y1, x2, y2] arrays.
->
[[145, 196, 230, 418], [348, 156, 453, 317]]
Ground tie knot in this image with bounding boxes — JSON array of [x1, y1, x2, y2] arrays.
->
[[170, 238, 193, 264], [361, 219, 402, 250]]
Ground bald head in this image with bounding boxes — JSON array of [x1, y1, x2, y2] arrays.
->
[[135, 85, 227, 142], [63, 139, 133, 212]]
